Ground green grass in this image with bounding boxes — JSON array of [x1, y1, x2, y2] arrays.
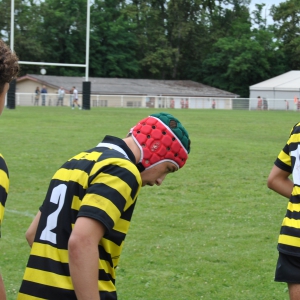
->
[[0, 107, 298, 299]]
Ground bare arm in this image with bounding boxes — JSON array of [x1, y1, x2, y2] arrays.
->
[[267, 165, 293, 198], [25, 211, 41, 247], [0, 274, 6, 300], [68, 217, 106, 300]]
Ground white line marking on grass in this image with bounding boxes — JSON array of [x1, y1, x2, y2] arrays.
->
[[6, 209, 35, 218]]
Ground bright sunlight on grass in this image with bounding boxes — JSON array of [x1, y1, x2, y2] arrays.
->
[[0, 107, 298, 300]]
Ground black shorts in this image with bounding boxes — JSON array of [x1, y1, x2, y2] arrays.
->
[[275, 252, 300, 283]]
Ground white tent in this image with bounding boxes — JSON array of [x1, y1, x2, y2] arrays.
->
[[249, 70, 300, 100]]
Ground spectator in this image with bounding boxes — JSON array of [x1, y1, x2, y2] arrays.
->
[[180, 99, 184, 109], [57, 87, 65, 106], [212, 99, 216, 109], [284, 100, 289, 111], [34, 87, 40, 106], [257, 96, 262, 110], [185, 99, 189, 109], [170, 98, 175, 109], [263, 99, 268, 110], [41, 85, 47, 106], [69, 87, 74, 107]]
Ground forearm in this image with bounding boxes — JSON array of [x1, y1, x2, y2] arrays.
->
[[0, 274, 6, 300], [68, 217, 105, 300], [267, 166, 293, 198], [69, 243, 100, 300], [26, 210, 41, 247], [271, 177, 293, 198]]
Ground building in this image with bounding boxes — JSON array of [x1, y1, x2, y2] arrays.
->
[[249, 71, 300, 111], [16, 74, 239, 108], [249, 71, 300, 100]]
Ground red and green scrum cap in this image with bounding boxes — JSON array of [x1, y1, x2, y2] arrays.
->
[[131, 112, 191, 171]]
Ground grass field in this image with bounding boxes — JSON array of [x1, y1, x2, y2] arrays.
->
[[0, 106, 298, 300]]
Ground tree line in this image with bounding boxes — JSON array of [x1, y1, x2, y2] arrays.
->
[[0, 0, 299, 97]]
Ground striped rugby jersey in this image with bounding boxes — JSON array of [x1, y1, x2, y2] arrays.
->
[[275, 123, 300, 256], [0, 153, 9, 238], [18, 136, 142, 300]]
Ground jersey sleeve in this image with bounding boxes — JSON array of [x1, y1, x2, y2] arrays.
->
[[0, 154, 9, 237], [274, 123, 300, 174], [274, 143, 292, 173], [78, 159, 141, 233]]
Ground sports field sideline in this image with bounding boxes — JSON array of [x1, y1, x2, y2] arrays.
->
[[1, 107, 298, 299]]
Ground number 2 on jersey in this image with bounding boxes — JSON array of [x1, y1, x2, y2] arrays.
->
[[40, 184, 67, 244]]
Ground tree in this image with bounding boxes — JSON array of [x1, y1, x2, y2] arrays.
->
[[40, 0, 87, 75], [0, 0, 11, 40], [270, 0, 300, 70], [200, 3, 286, 97], [2, 0, 45, 75], [89, 0, 139, 78], [14, 0, 44, 74], [167, 0, 206, 79], [126, 0, 174, 79]]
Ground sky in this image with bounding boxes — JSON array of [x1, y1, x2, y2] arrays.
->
[[250, 0, 284, 9], [250, 0, 284, 24]]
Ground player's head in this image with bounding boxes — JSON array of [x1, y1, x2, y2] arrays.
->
[[0, 40, 19, 114], [130, 112, 191, 172]]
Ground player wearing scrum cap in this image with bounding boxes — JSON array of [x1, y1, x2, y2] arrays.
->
[[17, 112, 191, 300]]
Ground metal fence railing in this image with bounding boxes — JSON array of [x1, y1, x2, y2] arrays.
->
[[6, 93, 299, 111]]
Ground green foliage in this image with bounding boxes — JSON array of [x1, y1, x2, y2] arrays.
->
[[1, 0, 297, 95], [271, 0, 300, 70], [199, 3, 287, 97], [0, 107, 297, 300], [10, 0, 45, 74], [90, 0, 140, 77], [0, 0, 12, 40]]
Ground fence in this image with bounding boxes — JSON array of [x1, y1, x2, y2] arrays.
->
[[8, 93, 299, 111]]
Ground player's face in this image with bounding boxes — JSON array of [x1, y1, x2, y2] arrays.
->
[[140, 161, 178, 187], [0, 83, 9, 115]]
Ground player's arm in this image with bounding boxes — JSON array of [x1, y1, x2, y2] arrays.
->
[[267, 165, 293, 198], [0, 274, 6, 300], [68, 216, 106, 300], [25, 210, 41, 247]]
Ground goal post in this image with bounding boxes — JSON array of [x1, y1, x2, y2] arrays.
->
[[9, 0, 91, 109]]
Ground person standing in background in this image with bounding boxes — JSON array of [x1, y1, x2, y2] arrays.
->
[[57, 87, 65, 106], [34, 87, 40, 106], [69, 87, 74, 107], [41, 85, 47, 106], [212, 99, 216, 109], [72, 86, 81, 109], [284, 100, 289, 111], [257, 96, 262, 110], [0, 39, 19, 300], [263, 98, 268, 110]]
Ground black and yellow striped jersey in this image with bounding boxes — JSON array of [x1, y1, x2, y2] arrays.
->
[[18, 136, 142, 300], [275, 123, 300, 256], [0, 153, 9, 238]]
